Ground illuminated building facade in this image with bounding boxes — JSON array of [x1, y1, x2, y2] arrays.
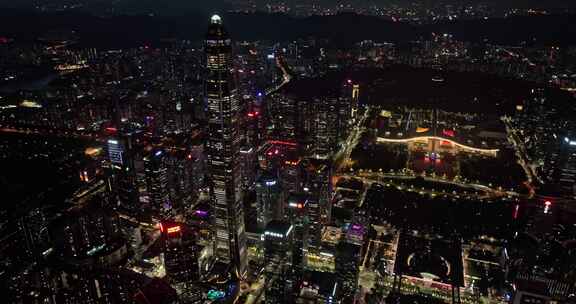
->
[[302, 158, 333, 250], [161, 223, 201, 284], [189, 140, 207, 195], [267, 91, 353, 158], [240, 146, 257, 190], [264, 220, 295, 304], [255, 170, 285, 230], [204, 15, 247, 275], [107, 138, 125, 166], [107, 131, 140, 213], [342, 79, 360, 123], [286, 193, 311, 281], [266, 93, 298, 141], [310, 96, 341, 158], [144, 149, 171, 212], [335, 225, 365, 302], [165, 150, 195, 210], [259, 141, 302, 193], [557, 136, 576, 197]]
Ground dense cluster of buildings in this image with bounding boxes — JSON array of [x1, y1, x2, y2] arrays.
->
[[0, 14, 366, 304], [227, 0, 568, 22], [0, 7, 575, 304]]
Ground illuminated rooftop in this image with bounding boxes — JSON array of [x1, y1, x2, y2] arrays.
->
[[211, 14, 222, 24], [321, 226, 343, 245]]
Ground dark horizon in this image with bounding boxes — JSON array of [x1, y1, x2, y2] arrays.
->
[[1, 10, 576, 49]]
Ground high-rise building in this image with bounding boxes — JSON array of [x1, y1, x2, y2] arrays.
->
[[259, 141, 302, 193], [144, 149, 171, 213], [165, 150, 195, 210], [106, 130, 140, 213], [268, 83, 353, 158], [161, 222, 201, 284], [189, 136, 207, 195], [256, 169, 285, 230], [342, 79, 360, 122], [264, 220, 295, 304], [204, 14, 247, 275], [557, 136, 576, 197], [335, 224, 365, 302], [286, 193, 311, 282], [301, 158, 333, 250], [239, 145, 257, 190]]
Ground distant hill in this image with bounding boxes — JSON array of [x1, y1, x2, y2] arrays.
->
[[280, 65, 573, 116], [0, 10, 575, 48]]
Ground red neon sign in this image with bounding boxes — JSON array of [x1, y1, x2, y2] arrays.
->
[[268, 140, 297, 146], [167, 226, 181, 234], [442, 129, 455, 137]]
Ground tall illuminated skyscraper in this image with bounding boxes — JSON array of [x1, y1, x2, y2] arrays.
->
[[204, 14, 247, 275], [144, 149, 171, 213]]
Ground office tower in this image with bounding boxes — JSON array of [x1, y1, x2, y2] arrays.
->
[[259, 141, 302, 193], [204, 14, 247, 275], [268, 87, 352, 158], [342, 79, 360, 123], [266, 93, 298, 141], [108, 137, 126, 166], [286, 193, 311, 281], [264, 220, 295, 304], [165, 150, 194, 210], [107, 131, 140, 212], [557, 136, 576, 197], [256, 169, 285, 230], [144, 149, 171, 213], [188, 202, 214, 246], [246, 103, 264, 148], [240, 145, 257, 190], [189, 137, 207, 195], [335, 224, 365, 302], [161, 222, 201, 284], [313, 96, 340, 158], [302, 158, 333, 250]]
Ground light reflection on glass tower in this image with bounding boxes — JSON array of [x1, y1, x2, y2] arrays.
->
[[204, 14, 247, 275]]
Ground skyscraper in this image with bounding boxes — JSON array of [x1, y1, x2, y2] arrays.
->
[[144, 149, 171, 213], [106, 130, 140, 213], [336, 224, 365, 302], [204, 14, 248, 275], [302, 158, 333, 250], [264, 220, 295, 304], [161, 222, 201, 284], [255, 169, 284, 230]]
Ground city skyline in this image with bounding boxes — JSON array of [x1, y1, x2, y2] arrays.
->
[[1, 3, 576, 304]]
